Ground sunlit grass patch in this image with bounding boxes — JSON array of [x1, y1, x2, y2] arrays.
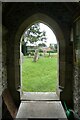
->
[[22, 54, 58, 92]]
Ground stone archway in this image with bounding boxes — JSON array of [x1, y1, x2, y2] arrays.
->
[[14, 13, 66, 99]]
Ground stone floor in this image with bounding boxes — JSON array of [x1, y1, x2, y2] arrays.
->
[[17, 92, 67, 119], [21, 92, 59, 101], [16, 101, 67, 119]]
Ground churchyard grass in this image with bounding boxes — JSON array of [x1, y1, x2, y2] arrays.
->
[[22, 53, 58, 92]]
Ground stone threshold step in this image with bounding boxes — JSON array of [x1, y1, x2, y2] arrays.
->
[[16, 101, 67, 119], [21, 92, 59, 101]]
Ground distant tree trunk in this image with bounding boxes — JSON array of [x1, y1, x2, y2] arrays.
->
[[43, 50, 46, 57], [49, 51, 50, 56], [33, 49, 39, 62]]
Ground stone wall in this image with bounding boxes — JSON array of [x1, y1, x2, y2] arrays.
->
[[0, 24, 2, 120], [0, 26, 2, 96], [2, 26, 8, 92], [73, 18, 80, 116], [0, 3, 2, 119]]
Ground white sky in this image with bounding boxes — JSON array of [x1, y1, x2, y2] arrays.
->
[[40, 23, 57, 47]]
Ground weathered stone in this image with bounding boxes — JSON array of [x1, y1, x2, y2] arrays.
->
[[2, 27, 8, 92], [16, 101, 67, 119], [73, 19, 80, 117], [2, 88, 18, 118], [21, 92, 59, 101]]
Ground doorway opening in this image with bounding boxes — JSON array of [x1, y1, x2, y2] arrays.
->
[[14, 13, 66, 102], [20, 22, 59, 100]]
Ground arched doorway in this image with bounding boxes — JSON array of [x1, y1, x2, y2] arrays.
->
[[14, 13, 65, 100], [20, 22, 58, 100]]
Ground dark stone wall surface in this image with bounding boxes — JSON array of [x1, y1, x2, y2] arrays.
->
[[73, 18, 80, 116], [2, 27, 8, 92]]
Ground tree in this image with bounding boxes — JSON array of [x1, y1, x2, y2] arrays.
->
[[23, 23, 47, 44], [49, 43, 54, 50], [54, 44, 57, 52], [48, 43, 54, 56], [38, 43, 47, 47], [22, 23, 47, 62], [21, 39, 27, 56]]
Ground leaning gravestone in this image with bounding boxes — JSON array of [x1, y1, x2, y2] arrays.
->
[[33, 49, 39, 62]]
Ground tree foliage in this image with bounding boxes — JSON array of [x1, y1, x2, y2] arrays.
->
[[54, 44, 57, 51], [49, 43, 54, 50], [21, 23, 47, 61], [23, 23, 47, 45], [38, 43, 47, 47]]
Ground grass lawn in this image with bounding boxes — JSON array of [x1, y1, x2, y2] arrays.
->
[[22, 54, 58, 92]]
